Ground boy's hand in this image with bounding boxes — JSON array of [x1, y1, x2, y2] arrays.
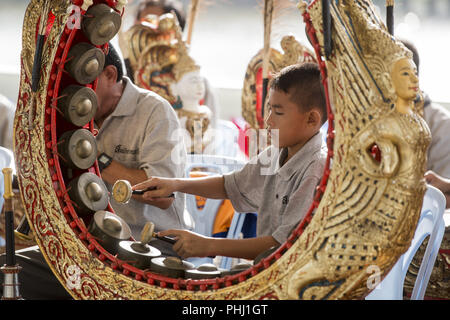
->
[[132, 176, 178, 201], [158, 229, 213, 259]]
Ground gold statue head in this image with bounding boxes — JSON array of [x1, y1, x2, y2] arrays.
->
[[391, 58, 419, 109], [344, 1, 417, 112], [390, 57, 419, 108], [171, 49, 200, 82], [124, 12, 179, 72], [170, 18, 200, 83]]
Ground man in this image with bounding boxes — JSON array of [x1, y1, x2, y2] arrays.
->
[[94, 43, 191, 255], [0, 43, 190, 299]]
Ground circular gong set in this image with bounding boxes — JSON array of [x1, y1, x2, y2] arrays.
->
[[85, 210, 257, 280], [15, 0, 298, 298], [14, 0, 425, 300]]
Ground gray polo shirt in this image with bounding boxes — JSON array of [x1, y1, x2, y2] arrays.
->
[[423, 101, 450, 177], [224, 132, 327, 244], [95, 77, 190, 239]]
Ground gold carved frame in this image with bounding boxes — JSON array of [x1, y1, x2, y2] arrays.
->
[[13, 0, 429, 299]]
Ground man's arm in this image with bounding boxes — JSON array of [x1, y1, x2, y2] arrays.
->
[[158, 229, 279, 260], [101, 160, 174, 209]]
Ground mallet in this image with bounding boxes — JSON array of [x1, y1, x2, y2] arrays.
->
[[140, 221, 176, 245], [112, 179, 174, 204]]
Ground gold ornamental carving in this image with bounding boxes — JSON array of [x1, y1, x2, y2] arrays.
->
[[13, 0, 431, 299], [242, 35, 316, 129]]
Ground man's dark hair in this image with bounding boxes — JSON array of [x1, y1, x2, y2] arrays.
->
[[104, 42, 124, 82], [399, 38, 420, 75], [270, 62, 327, 124], [136, 0, 186, 30]]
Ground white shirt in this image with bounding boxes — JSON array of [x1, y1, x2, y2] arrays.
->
[[95, 77, 191, 238]]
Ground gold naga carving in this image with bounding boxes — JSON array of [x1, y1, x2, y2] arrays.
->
[[122, 13, 180, 104], [13, 0, 430, 300], [241, 35, 316, 130]]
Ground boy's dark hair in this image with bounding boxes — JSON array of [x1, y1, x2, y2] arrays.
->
[[136, 0, 186, 30], [104, 42, 124, 82], [270, 62, 327, 124]]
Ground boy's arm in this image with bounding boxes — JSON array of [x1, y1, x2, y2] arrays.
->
[[101, 160, 174, 209], [133, 175, 228, 201], [158, 229, 279, 260]]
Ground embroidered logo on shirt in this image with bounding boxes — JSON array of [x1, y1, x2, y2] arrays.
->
[[114, 145, 139, 155]]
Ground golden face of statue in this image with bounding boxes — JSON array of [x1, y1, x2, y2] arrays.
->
[[390, 57, 419, 102]]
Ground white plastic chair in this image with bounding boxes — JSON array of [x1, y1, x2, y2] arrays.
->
[[366, 185, 446, 300], [219, 209, 248, 270], [184, 154, 249, 267], [211, 119, 241, 158], [320, 120, 328, 143]]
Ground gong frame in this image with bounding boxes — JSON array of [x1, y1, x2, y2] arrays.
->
[[15, 0, 414, 300]]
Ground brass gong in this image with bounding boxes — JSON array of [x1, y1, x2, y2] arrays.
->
[[67, 172, 109, 215], [117, 240, 162, 270], [82, 4, 122, 46], [87, 210, 132, 255], [185, 263, 221, 280], [57, 129, 97, 169], [58, 85, 98, 127], [65, 42, 105, 85], [150, 256, 195, 279]]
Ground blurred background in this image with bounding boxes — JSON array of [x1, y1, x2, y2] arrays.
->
[[1, 0, 449, 120]]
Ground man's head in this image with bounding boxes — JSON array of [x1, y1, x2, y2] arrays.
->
[[103, 43, 124, 83], [95, 43, 125, 123], [266, 62, 326, 149]]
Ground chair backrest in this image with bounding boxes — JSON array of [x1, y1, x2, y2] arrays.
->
[[219, 209, 248, 270], [185, 154, 247, 267], [320, 120, 328, 143], [410, 186, 447, 299], [210, 120, 241, 158], [365, 185, 446, 300], [185, 154, 246, 235]]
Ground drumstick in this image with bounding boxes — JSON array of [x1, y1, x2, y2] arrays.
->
[[141, 221, 176, 245]]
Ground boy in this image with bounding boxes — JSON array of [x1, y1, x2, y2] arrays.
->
[[134, 62, 328, 260]]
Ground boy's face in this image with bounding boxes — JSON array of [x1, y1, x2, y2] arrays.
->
[[266, 88, 318, 149]]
